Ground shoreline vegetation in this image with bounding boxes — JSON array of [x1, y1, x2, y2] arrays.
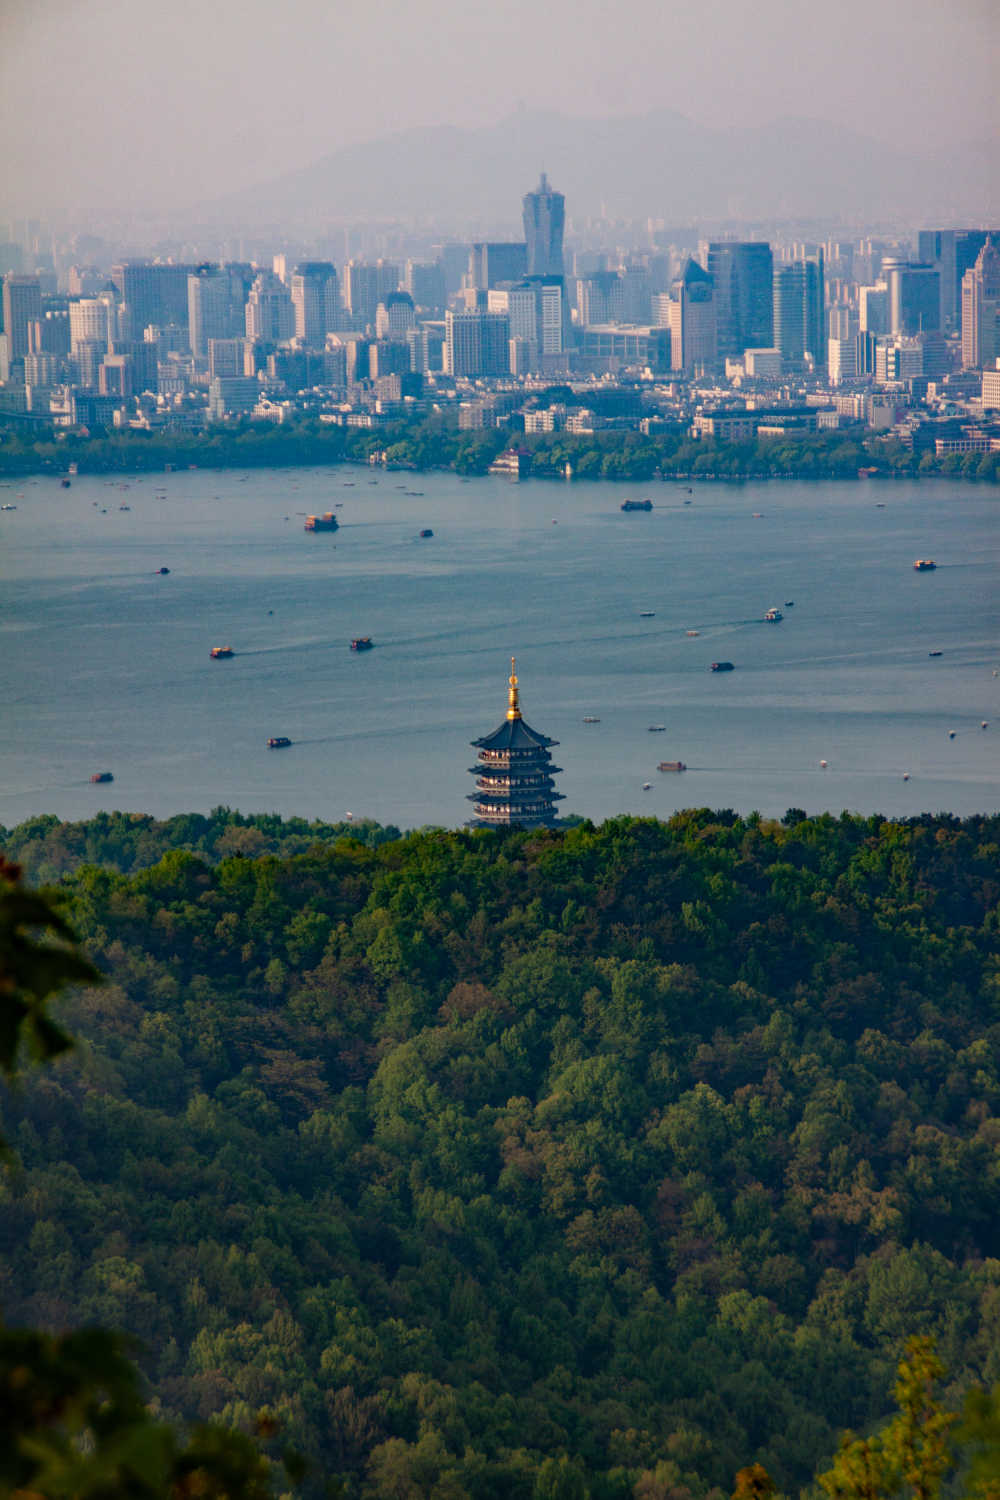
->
[[2, 806, 1000, 1496], [1, 410, 998, 484]]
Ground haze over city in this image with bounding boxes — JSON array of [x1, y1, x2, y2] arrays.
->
[[3, 0, 999, 230]]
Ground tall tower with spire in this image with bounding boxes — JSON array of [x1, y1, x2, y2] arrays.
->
[[468, 660, 564, 828], [522, 174, 565, 279]]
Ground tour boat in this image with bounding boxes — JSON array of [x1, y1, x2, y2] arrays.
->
[[210, 646, 234, 659], [764, 607, 783, 622], [621, 498, 653, 512], [304, 512, 338, 532], [913, 559, 936, 571], [658, 761, 686, 773], [267, 737, 292, 749]]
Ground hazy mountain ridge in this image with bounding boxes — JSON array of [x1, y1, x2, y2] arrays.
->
[[200, 108, 998, 231]]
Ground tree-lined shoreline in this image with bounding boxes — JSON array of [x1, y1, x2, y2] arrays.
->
[[1, 413, 997, 484]]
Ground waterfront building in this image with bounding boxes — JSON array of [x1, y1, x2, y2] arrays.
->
[[523, 174, 565, 279], [468, 660, 563, 829]]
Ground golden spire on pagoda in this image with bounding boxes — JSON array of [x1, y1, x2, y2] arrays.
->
[[507, 656, 522, 719]]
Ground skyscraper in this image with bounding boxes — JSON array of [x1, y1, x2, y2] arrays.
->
[[290, 263, 340, 347], [111, 264, 195, 335], [188, 268, 247, 358], [245, 273, 295, 343], [882, 259, 940, 335], [773, 253, 825, 371], [918, 230, 1000, 330], [522, 174, 565, 279], [668, 259, 717, 374], [1, 274, 42, 360], [467, 243, 528, 290], [961, 238, 1000, 369], [444, 310, 510, 377], [343, 261, 399, 330], [706, 243, 774, 357]]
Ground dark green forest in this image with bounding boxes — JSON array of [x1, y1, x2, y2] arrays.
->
[[1, 409, 998, 483], [2, 809, 1000, 1497]]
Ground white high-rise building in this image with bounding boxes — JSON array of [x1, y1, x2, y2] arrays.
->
[[69, 294, 116, 352]]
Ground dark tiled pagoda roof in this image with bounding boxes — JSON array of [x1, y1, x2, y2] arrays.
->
[[472, 715, 557, 751]]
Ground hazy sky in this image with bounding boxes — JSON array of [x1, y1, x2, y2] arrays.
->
[[2, 0, 997, 224]]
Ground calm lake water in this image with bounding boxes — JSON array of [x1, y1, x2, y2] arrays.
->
[[1, 465, 997, 832]]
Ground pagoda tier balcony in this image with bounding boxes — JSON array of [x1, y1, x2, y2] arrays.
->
[[470, 768, 560, 792], [470, 793, 564, 812], [470, 803, 559, 824], [475, 747, 558, 767], [472, 758, 563, 775]]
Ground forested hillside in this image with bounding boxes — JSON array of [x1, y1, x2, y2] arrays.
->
[[2, 810, 1000, 1498]]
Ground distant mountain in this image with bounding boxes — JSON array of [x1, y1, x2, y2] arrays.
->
[[198, 108, 998, 231]]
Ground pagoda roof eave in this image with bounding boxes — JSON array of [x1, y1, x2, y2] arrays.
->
[[471, 716, 558, 751]]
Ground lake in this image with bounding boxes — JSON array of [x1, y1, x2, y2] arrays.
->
[[1, 465, 997, 831]]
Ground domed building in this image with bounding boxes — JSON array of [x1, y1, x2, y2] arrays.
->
[[468, 659, 563, 828]]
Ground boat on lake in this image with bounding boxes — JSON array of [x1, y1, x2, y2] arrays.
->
[[658, 761, 686, 773], [304, 512, 338, 532], [621, 499, 653, 512], [210, 646, 234, 659], [764, 607, 784, 622], [913, 559, 936, 571], [90, 771, 113, 783], [710, 661, 735, 672], [267, 737, 292, 749], [350, 637, 374, 651], [419, 528, 434, 538]]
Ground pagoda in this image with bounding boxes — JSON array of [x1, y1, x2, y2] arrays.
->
[[468, 659, 564, 828]]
